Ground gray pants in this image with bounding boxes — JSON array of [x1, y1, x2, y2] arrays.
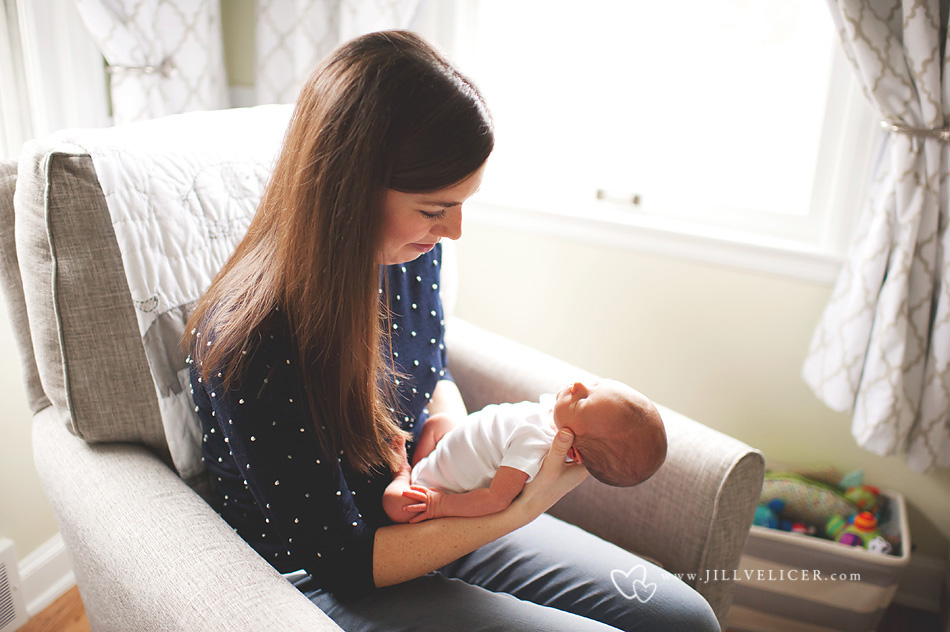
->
[[286, 514, 721, 631]]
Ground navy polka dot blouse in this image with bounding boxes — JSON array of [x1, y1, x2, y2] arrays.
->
[[190, 245, 452, 597]]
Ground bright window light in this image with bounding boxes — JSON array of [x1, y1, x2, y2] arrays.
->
[[446, 0, 878, 259]]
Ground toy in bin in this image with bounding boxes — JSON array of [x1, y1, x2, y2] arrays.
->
[[753, 499, 784, 529], [825, 511, 893, 553], [844, 484, 881, 513], [757, 469, 900, 555], [753, 497, 817, 535]]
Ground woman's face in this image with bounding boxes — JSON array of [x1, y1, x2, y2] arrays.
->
[[378, 164, 486, 266]]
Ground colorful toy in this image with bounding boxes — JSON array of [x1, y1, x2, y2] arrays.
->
[[867, 536, 893, 555], [844, 485, 881, 513], [838, 469, 864, 490], [836, 512, 881, 548], [760, 472, 858, 526], [757, 469, 900, 556], [825, 514, 849, 540], [754, 499, 785, 529], [789, 522, 816, 536], [755, 499, 820, 535]]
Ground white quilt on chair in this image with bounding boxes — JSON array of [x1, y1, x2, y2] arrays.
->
[[46, 104, 292, 479]]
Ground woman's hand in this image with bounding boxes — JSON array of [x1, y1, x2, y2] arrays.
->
[[514, 429, 589, 518], [372, 429, 586, 589]]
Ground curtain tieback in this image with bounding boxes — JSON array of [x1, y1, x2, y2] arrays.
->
[[106, 58, 176, 78], [881, 121, 950, 143]]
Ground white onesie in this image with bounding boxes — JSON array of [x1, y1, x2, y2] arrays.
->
[[411, 395, 557, 494]]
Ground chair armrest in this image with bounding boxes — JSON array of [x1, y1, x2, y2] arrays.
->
[[32, 406, 342, 632], [445, 317, 765, 626]]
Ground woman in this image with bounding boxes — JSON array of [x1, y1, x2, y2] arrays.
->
[[185, 30, 719, 631]]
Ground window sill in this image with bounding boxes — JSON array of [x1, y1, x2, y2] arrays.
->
[[466, 200, 844, 285]]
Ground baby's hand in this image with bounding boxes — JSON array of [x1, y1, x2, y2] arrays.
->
[[401, 485, 445, 524]]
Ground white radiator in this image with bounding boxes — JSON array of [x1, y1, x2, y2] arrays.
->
[[0, 539, 28, 632]]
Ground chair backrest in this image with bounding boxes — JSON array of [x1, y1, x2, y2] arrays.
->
[[7, 105, 293, 483], [3, 104, 462, 485]]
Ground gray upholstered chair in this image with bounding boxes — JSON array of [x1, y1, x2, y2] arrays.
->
[[0, 106, 764, 631]]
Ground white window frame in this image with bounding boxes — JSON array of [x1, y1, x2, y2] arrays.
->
[[418, 1, 880, 285]]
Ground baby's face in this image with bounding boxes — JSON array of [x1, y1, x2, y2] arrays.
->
[[552, 379, 639, 463]]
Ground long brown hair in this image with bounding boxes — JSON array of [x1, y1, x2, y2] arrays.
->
[[184, 31, 493, 474]]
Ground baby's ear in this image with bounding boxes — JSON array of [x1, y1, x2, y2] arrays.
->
[[567, 446, 583, 464]]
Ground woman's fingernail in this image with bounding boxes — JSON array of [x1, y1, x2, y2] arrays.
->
[[558, 429, 572, 441]]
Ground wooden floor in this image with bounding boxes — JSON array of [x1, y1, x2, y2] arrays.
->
[[16, 584, 945, 631], [18, 586, 89, 632], [876, 602, 944, 632], [724, 602, 944, 631]]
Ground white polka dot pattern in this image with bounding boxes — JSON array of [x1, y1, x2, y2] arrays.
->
[[190, 245, 452, 594]]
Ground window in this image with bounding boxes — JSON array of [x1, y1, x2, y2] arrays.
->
[[423, 1, 880, 282], [0, 0, 109, 159]]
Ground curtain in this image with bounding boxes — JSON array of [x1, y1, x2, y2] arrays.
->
[[255, 0, 420, 105], [803, 0, 949, 472], [0, 1, 31, 157], [73, 0, 229, 125], [2, 0, 109, 157]]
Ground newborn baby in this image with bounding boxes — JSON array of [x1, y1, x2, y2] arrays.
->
[[384, 379, 667, 523]]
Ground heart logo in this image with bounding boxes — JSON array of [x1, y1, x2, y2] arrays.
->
[[610, 565, 658, 603], [633, 577, 657, 602]]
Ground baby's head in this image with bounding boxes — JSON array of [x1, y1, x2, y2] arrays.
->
[[552, 379, 667, 487]]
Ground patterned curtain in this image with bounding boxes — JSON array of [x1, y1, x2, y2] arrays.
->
[[73, 0, 229, 125], [255, 0, 420, 105], [803, 0, 949, 472]]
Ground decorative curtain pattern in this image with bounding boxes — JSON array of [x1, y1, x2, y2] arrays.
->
[[73, 0, 229, 125], [803, 0, 949, 472], [255, 0, 420, 105]]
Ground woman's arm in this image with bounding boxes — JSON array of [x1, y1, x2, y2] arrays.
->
[[372, 428, 587, 587]]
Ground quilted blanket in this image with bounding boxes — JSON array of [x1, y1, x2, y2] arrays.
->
[[51, 104, 292, 479]]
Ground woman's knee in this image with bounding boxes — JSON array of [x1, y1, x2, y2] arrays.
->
[[650, 584, 721, 632]]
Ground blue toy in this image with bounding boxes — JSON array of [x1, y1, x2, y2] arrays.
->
[[754, 499, 785, 529]]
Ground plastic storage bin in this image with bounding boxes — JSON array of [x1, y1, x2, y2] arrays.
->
[[727, 489, 910, 632]]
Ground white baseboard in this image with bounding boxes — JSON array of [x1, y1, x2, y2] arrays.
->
[[19, 533, 75, 617], [893, 552, 947, 613]]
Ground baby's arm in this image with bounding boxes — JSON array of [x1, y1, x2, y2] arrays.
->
[[383, 469, 419, 524], [404, 466, 530, 523], [385, 413, 457, 522]]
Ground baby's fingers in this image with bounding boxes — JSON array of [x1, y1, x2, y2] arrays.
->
[[402, 489, 428, 502], [403, 502, 427, 513]]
